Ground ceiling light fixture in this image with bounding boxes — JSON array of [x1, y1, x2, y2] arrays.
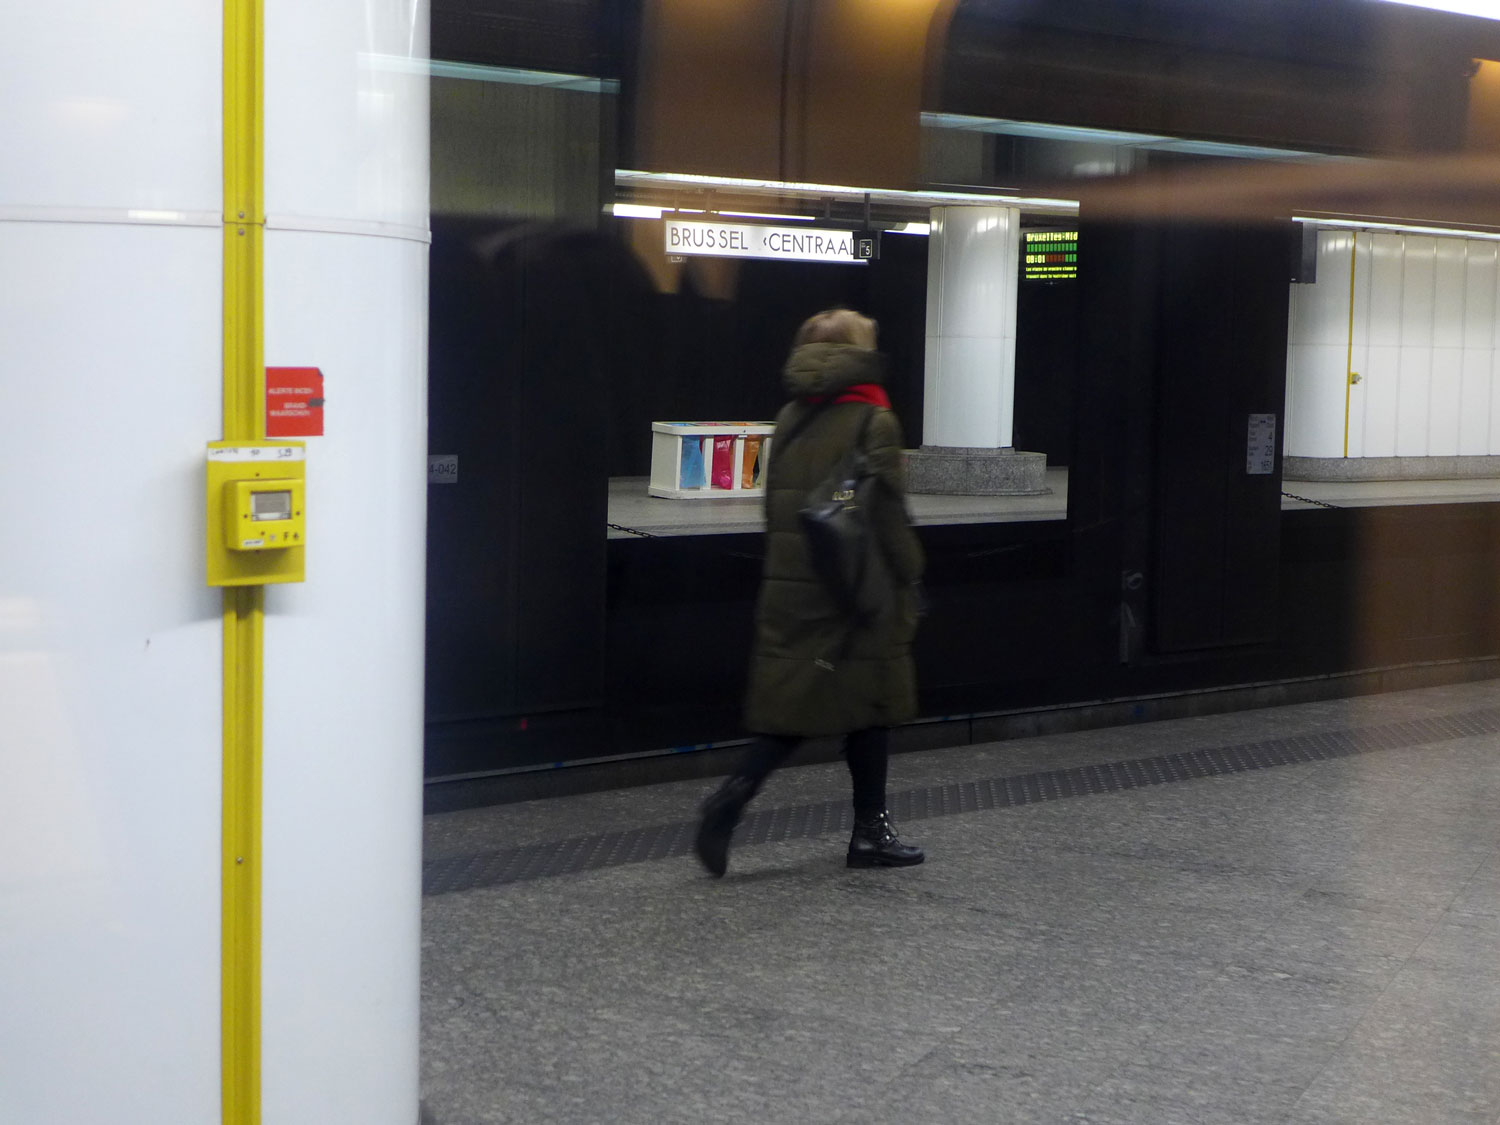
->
[[427, 59, 619, 93], [923, 113, 1358, 163], [1293, 216, 1500, 241], [615, 170, 1079, 214]]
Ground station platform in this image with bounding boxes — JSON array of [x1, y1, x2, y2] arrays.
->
[[607, 470, 1500, 537], [607, 469, 1071, 537], [419, 678, 1500, 1124]]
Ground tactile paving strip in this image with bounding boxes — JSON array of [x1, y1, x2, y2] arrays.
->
[[422, 704, 1500, 896]]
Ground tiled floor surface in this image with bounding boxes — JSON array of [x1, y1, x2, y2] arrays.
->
[[421, 680, 1500, 1124]]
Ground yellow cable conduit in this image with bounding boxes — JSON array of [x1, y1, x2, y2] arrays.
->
[[222, 0, 265, 1121]]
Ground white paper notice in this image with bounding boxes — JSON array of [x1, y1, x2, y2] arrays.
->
[[1246, 414, 1277, 475]]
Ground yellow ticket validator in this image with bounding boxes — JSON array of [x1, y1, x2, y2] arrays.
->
[[206, 440, 307, 586]]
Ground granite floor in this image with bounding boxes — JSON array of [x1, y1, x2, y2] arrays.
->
[[421, 680, 1500, 1125]]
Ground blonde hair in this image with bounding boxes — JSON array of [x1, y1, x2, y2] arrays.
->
[[792, 308, 877, 350]]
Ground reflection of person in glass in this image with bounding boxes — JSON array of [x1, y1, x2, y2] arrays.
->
[[696, 309, 925, 877]]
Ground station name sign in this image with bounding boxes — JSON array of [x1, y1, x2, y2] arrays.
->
[[664, 220, 870, 265]]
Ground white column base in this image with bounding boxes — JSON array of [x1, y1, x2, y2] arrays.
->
[[906, 446, 1048, 495]]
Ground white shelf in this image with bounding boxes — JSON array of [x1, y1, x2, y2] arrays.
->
[[648, 421, 775, 500]]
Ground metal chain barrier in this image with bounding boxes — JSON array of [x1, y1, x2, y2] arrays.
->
[[606, 522, 660, 539], [1281, 490, 1343, 510]]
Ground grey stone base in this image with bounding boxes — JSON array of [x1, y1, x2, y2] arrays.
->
[[906, 445, 1048, 495], [1284, 455, 1500, 482]]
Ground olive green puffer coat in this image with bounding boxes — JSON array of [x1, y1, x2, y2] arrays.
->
[[743, 343, 925, 737]]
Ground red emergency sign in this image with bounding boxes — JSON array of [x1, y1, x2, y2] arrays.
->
[[266, 367, 325, 437]]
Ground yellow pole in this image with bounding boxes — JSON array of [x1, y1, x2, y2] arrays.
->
[[222, 0, 265, 1121], [221, 585, 263, 1125], [1343, 232, 1357, 459]]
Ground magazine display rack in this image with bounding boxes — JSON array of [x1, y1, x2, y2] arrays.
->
[[648, 422, 775, 499]]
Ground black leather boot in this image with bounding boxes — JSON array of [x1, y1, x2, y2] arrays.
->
[[695, 776, 757, 877], [847, 811, 924, 868]]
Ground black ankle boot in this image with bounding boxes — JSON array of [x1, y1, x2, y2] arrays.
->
[[847, 811, 924, 868], [695, 776, 756, 877]]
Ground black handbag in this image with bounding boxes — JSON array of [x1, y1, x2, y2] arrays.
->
[[797, 406, 892, 623]]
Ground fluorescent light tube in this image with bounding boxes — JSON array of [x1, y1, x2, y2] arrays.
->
[[716, 211, 816, 221], [614, 170, 1079, 213]]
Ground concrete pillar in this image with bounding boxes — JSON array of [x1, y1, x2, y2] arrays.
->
[[908, 205, 1047, 494]]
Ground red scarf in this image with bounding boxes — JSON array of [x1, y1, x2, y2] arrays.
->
[[805, 383, 891, 408]]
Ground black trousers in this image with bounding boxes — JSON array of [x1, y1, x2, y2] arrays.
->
[[734, 727, 889, 820]]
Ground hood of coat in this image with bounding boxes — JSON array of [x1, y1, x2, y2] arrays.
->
[[782, 343, 887, 399]]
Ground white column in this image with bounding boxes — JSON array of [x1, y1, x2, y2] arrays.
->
[[1, 5, 225, 1122], [924, 205, 1021, 449], [260, 3, 428, 1124], [0, 2, 428, 1123]]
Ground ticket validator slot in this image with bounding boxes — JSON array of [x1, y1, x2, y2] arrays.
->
[[206, 440, 307, 586]]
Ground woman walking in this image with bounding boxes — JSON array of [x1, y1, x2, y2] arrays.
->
[[695, 308, 926, 876]]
